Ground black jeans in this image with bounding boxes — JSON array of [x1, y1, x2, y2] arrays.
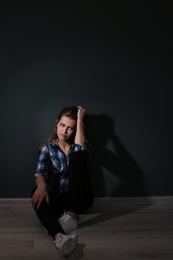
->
[[31, 151, 94, 239]]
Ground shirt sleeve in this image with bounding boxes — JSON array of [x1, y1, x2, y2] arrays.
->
[[34, 146, 49, 179], [74, 139, 91, 152]]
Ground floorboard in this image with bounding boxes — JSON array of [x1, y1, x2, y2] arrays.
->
[[0, 197, 173, 259]]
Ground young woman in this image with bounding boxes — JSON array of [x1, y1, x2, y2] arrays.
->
[[31, 106, 94, 256]]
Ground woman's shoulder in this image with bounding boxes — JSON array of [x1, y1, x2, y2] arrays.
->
[[44, 140, 59, 152], [38, 144, 49, 153], [40, 140, 57, 149]]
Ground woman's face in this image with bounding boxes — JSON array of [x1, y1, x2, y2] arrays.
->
[[56, 115, 76, 142]]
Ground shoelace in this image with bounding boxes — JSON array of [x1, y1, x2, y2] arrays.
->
[[54, 234, 62, 248], [63, 216, 73, 223]]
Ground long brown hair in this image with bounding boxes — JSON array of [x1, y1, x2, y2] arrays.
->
[[40, 106, 78, 148]]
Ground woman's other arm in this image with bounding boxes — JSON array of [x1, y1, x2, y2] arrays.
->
[[31, 175, 49, 209]]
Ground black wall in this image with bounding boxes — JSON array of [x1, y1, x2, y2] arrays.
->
[[0, 2, 172, 197]]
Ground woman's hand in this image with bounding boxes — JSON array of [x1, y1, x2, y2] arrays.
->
[[77, 106, 86, 122], [31, 184, 49, 210]]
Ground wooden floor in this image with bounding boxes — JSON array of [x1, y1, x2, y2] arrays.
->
[[0, 197, 173, 260]]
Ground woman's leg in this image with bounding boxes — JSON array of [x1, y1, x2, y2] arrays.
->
[[66, 151, 94, 214], [31, 188, 78, 257], [31, 188, 65, 238]]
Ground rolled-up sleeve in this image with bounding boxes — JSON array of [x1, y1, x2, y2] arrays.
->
[[34, 146, 49, 179], [74, 140, 91, 152]]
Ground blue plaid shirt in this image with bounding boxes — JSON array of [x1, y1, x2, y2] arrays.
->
[[34, 140, 90, 193]]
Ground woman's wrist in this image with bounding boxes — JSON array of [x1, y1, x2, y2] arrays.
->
[[37, 182, 47, 189]]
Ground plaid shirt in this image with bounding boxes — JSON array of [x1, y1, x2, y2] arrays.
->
[[34, 140, 90, 193]]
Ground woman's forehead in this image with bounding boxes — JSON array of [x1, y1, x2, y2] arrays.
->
[[58, 116, 76, 126]]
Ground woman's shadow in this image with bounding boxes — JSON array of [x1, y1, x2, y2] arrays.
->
[[86, 113, 148, 197], [78, 113, 151, 229]]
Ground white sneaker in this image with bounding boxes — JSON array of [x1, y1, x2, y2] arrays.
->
[[55, 233, 78, 256], [58, 213, 77, 233]]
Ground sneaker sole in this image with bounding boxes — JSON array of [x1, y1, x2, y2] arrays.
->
[[61, 236, 78, 256]]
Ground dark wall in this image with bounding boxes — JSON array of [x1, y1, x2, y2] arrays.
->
[[0, 2, 172, 197]]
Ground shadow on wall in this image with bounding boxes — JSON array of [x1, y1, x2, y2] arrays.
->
[[86, 113, 148, 197]]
